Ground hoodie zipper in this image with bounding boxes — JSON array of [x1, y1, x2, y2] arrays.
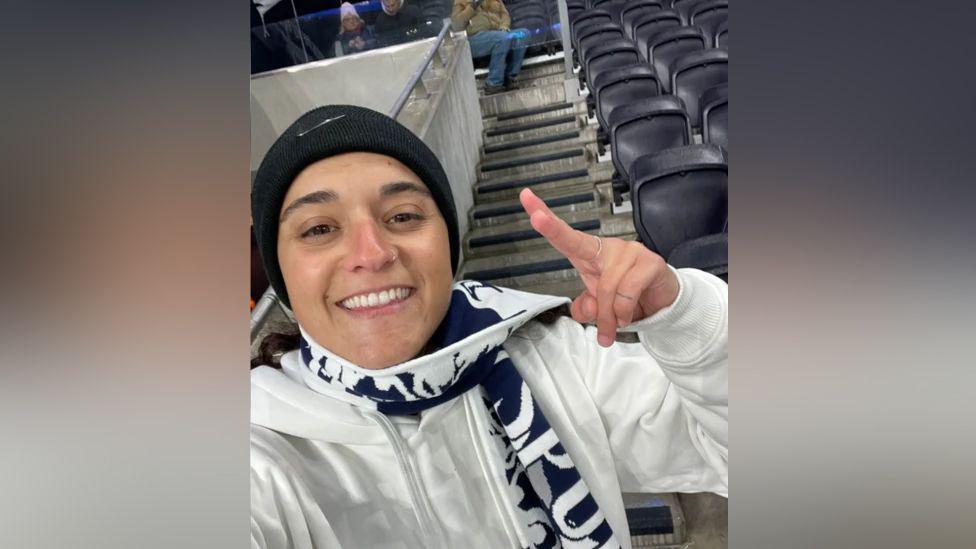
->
[[463, 391, 526, 548], [362, 409, 448, 549]]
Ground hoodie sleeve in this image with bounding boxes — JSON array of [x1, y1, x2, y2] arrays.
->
[[560, 268, 728, 495]]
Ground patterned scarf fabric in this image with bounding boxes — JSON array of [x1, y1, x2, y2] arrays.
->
[[299, 280, 620, 549]]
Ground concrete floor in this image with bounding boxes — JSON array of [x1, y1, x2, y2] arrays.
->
[[679, 493, 728, 548]]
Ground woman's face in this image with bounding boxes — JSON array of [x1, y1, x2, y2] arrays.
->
[[341, 15, 360, 32], [277, 152, 453, 369]]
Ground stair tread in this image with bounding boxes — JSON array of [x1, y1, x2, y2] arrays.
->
[[486, 114, 578, 137], [482, 130, 581, 155], [480, 148, 584, 173], [489, 102, 574, 122], [468, 218, 601, 249]]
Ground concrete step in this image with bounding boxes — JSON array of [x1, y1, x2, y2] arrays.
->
[[476, 58, 565, 87], [482, 126, 599, 164], [477, 146, 595, 182], [463, 210, 602, 258], [479, 81, 567, 119], [483, 100, 587, 130], [470, 188, 602, 228], [478, 71, 567, 92], [484, 116, 585, 147], [474, 165, 613, 203]]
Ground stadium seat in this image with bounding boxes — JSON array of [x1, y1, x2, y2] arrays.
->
[[591, 64, 662, 131], [667, 232, 728, 281], [571, 9, 613, 49], [700, 84, 728, 150], [670, 48, 728, 127], [647, 26, 707, 92], [714, 18, 728, 48], [591, 0, 617, 8], [608, 96, 692, 183], [583, 39, 643, 86], [577, 22, 625, 63], [621, 1, 665, 39], [689, 0, 729, 39], [632, 10, 682, 62], [630, 144, 728, 258]]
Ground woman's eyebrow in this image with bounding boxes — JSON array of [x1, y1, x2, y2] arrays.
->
[[380, 181, 431, 198], [279, 189, 339, 223]]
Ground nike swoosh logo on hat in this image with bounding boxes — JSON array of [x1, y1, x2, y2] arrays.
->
[[297, 114, 346, 137]]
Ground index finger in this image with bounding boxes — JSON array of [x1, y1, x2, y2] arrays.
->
[[518, 188, 596, 260]]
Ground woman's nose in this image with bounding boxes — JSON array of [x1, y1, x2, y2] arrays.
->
[[341, 219, 396, 272]]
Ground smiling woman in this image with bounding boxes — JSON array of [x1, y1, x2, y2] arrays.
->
[[250, 105, 728, 549], [276, 152, 454, 369]]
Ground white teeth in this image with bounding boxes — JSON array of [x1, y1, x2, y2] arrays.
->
[[341, 288, 411, 310]]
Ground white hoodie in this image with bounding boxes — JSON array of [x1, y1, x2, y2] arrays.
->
[[250, 268, 728, 549]]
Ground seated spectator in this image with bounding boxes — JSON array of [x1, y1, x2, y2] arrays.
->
[[452, 0, 528, 94], [374, 0, 423, 45], [336, 2, 376, 54]]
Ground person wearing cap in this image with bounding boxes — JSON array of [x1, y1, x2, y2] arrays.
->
[[250, 105, 728, 548], [452, 0, 529, 94], [336, 2, 376, 54]]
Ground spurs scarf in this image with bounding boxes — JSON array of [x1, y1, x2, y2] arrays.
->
[[299, 280, 620, 548]]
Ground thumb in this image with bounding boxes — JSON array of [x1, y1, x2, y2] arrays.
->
[[570, 291, 598, 324]]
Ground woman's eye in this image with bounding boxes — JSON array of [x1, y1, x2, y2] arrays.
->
[[388, 212, 424, 224], [301, 224, 335, 238]]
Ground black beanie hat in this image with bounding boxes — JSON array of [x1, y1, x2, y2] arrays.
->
[[251, 105, 459, 309]]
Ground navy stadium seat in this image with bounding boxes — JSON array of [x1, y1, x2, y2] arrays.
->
[[571, 9, 613, 49], [647, 26, 707, 92], [668, 233, 728, 281], [670, 47, 728, 127], [583, 39, 642, 86], [577, 22, 625, 63], [591, 64, 662, 130], [700, 84, 728, 150], [630, 144, 728, 258], [632, 10, 682, 63], [690, 0, 728, 39], [608, 96, 692, 183], [621, 1, 665, 39]]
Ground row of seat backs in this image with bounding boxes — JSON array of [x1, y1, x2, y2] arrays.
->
[[607, 83, 726, 183], [630, 143, 728, 273], [589, 47, 727, 132], [571, 0, 728, 40]]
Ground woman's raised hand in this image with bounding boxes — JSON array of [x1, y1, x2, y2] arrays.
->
[[518, 188, 679, 347]]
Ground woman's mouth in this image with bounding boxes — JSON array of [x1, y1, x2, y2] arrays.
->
[[337, 287, 414, 317]]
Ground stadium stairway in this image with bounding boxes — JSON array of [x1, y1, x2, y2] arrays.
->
[[461, 57, 638, 300]]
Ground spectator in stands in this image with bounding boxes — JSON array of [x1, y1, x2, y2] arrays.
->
[[452, 0, 529, 94], [336, 2, 376, 54], [374, 0, 424, 45], [250, 105, 728, 547]]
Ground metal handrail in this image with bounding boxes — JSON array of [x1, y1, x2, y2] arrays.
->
[[250, 286, 281, 342], [388, 19, 453, 119]]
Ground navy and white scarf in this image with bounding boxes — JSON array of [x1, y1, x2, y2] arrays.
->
[[299, 280, 620, 549]]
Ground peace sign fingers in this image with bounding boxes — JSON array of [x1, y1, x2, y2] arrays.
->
[[518, 188, 601, 268]]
